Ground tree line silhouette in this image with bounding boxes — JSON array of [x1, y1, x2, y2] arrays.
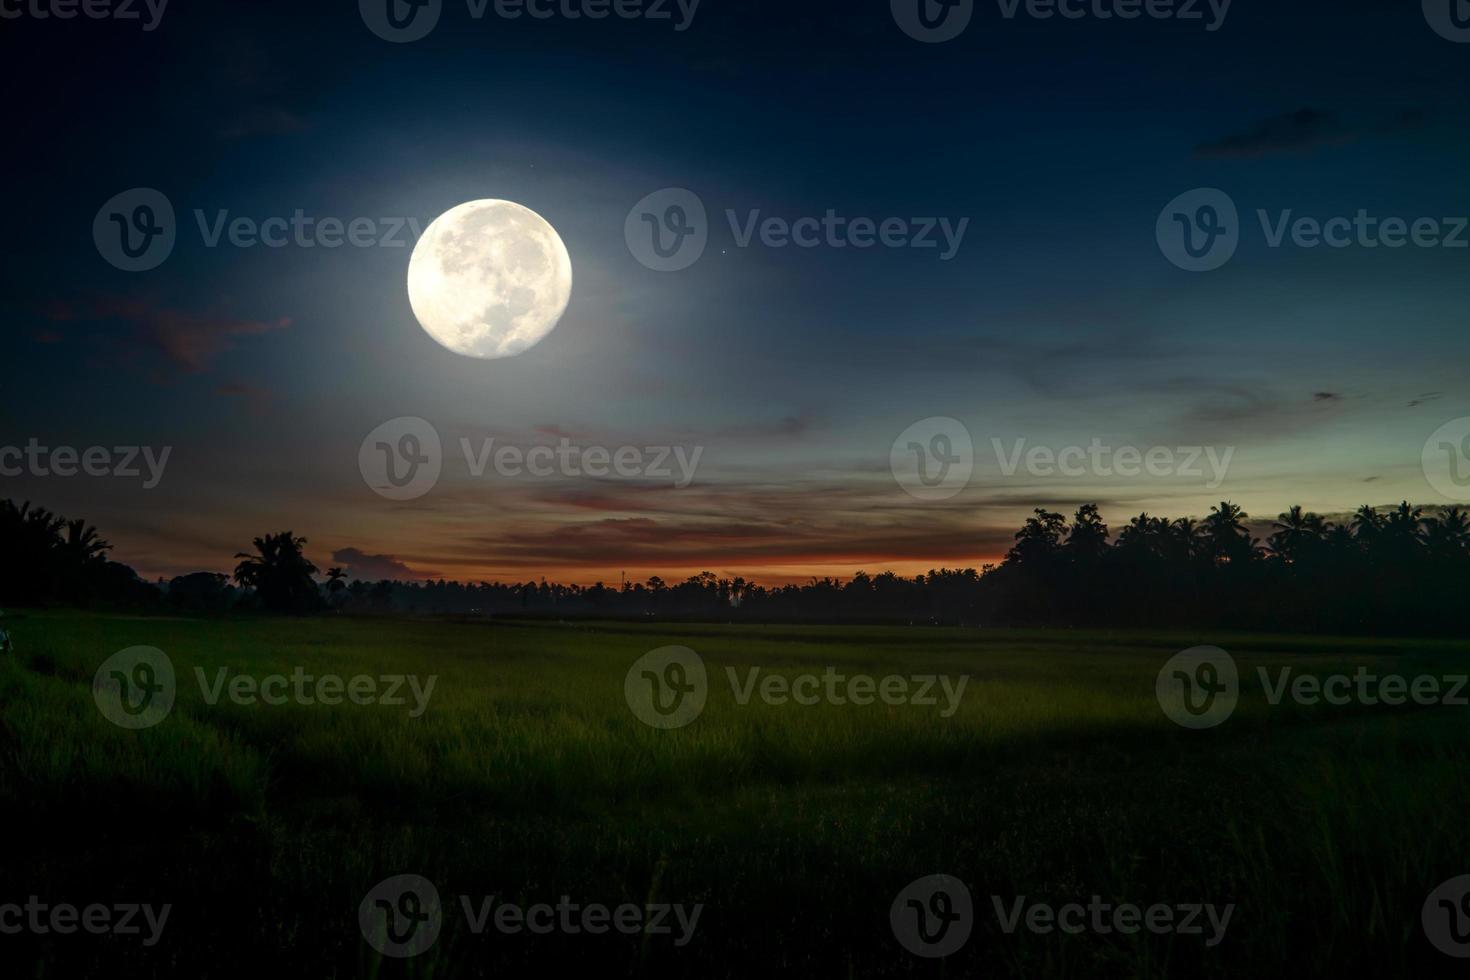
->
[[3, 496, 1467, 635], [0, 500, 156, 607]]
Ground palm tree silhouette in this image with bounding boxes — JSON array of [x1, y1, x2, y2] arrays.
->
[[1202, 501, 1251, 564], [1269, 506, 1325, 563], [1423, 507, 1470, 560], [234, 532, 322, 613], [62, 518, 111, 566]]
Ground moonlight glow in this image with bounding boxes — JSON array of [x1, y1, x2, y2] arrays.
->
[[407, 199, 572, 359]]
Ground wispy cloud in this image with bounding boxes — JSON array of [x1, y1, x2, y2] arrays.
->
[[1194, 107, 1425, 159], [49, 297, 291, 374]]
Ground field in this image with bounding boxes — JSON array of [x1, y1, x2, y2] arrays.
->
[[3, 609, 1470, 977]]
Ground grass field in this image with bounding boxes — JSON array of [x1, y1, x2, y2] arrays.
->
[[3, 609, 1470, 977]]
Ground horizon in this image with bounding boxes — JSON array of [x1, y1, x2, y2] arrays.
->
[[5, 0, 1470, 587], [16, 492, 1465, 588]]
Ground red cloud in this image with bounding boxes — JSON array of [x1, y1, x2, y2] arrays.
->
[[52, 297, 291, 373]]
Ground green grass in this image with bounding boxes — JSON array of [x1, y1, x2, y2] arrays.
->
[[2, 610, 1469, 977]]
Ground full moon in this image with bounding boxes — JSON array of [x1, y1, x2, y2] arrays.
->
[[407, 200, 572, 359]]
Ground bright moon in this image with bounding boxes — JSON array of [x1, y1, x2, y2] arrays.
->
[[407, 200, 572, 359]]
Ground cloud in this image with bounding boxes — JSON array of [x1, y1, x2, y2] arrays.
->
[[330, 548, 439, 582], [1194, 108, 1352, 158], [1193, 107, 1426, 159], [56, 297, 291, 374]]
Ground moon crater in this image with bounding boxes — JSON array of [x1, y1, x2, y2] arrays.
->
[[407, 199, 572, 359]]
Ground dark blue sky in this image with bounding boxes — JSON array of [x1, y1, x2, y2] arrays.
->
[[3, 0, 1468, 583]]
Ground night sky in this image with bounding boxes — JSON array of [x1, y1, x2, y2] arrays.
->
[[3, 0, 1468, 585]]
